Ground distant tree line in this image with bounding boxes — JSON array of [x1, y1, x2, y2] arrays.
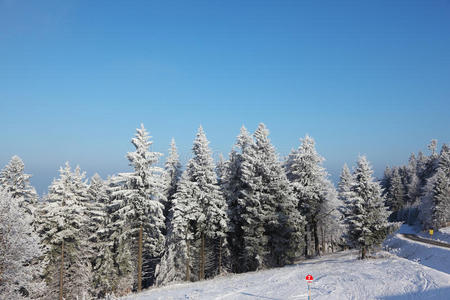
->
[[2, 123, 425, 299], [381, 140, 450, 230]]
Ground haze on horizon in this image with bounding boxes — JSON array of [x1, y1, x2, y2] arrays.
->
[[1, 0, 449, 194]]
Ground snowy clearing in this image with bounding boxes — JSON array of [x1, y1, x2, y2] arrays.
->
[[121, 250, 450, 300]]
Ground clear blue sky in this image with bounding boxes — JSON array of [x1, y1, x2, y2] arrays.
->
[[1, 0, 449, 194]]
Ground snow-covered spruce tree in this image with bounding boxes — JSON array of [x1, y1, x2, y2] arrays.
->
[[285, 135, 332, 257], [105, 174, 135, 295], [0, 155, 44, 297], [251, 123, 305, 266], [421, 145, 450, 229], [162, 138, 182, 226], [115, 124, 166, 289], [0, 155, 38, 218], [223, 125, 304, 272], [386, 168, 405, 220], [337, 164, 355, 248], [338, 164, 354, 218], [0, 188, 43, 299], [158, 126, 229, 283], [317, 180, 344, 254], [380, 166, 392, 195], [86, 174, 115, 298], [215, 153, 228, 185], [38, 162, 92, 300], [220, 127, 251, 273], [347, 156, 390, 259], [406, 154, 421, 204], [155, 170, 198, 285], [187, 126, 229, 279]]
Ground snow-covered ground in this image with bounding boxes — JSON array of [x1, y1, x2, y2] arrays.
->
[[122, 250, 450, 300], [384, 225, 450, 274], [416, 226, 450, 244]]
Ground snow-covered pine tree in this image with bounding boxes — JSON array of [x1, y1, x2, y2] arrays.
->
[[285, 135, 331, 257], [225, 126, 269, 272], [162, 138, 182, 224], [157, 127, 229, 284], [0, 155, 38, 218], [386, 168, 405, 220], [116, 124, 166, 289], [421, 145, 450, 229], [106, 174, 135, 295], [0, 188, 43, 299], [216, 153, 228, 185], [220, 127, 251, 273], [156, 170, 198, 285], [347, 156, 390, 259], [338, 164, 355, 248], [38, 162, 92, 300], [85, 174, 115, 298], [380, 166, 392, 197], [187, 126, 228, 279], [338, 164, 354, 217], [317, 180, 344, 254], [251, 123, 304, 266], [0, 156, 44, 297]]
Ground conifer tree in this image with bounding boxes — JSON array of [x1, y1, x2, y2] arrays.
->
[[0, 155, 38, 217], [0, 188, 43, 299], [421, 146, 450, 229], [347, 156, 390, 259], [116, 124, 166, 289], [155, 171, 197, 285], [162, 138, 182, 223], [252, 123, 304, 266], [285, 135, 332, 256], [39, 162, 92, 299], [221, 127, 252, 272], [338, 164, 355, 247], [156, 127, 229, 284], [386, 168, 405, 220]]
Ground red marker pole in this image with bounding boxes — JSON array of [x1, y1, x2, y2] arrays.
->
[[306, 275, 314, 300]]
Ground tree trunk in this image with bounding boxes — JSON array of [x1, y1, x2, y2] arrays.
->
[[304, 224, 309, 257], [138, 224, 143, 292], [321, 226, 325, 255], [59, 240, 64, 300], [313, 221, 320, 256], [186, 235, 190, 281], [361, 246, 366, 259], [199, 233, 205, 280], [218, 237, 222, 275]]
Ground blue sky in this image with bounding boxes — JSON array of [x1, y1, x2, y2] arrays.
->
[[1, 0, 449, 194]]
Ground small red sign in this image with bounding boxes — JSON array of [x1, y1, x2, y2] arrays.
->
[[306, 274, 313, 281]]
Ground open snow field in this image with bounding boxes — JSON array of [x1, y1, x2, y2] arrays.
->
[[122, 250, 450, 300]]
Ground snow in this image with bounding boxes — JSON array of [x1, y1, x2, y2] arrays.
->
[[384, 225, 450, 274], [416, 227, 450, 244], [121, 250, 450, 300]]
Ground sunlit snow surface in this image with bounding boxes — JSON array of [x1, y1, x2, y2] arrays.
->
[[122, 249, 450, 299]]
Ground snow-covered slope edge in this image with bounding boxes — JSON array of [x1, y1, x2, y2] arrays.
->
[[384, 235, 450, 274], [121, 250, 450, 300]]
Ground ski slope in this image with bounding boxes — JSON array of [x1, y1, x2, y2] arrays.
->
[[122, 250, 450, 300]]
